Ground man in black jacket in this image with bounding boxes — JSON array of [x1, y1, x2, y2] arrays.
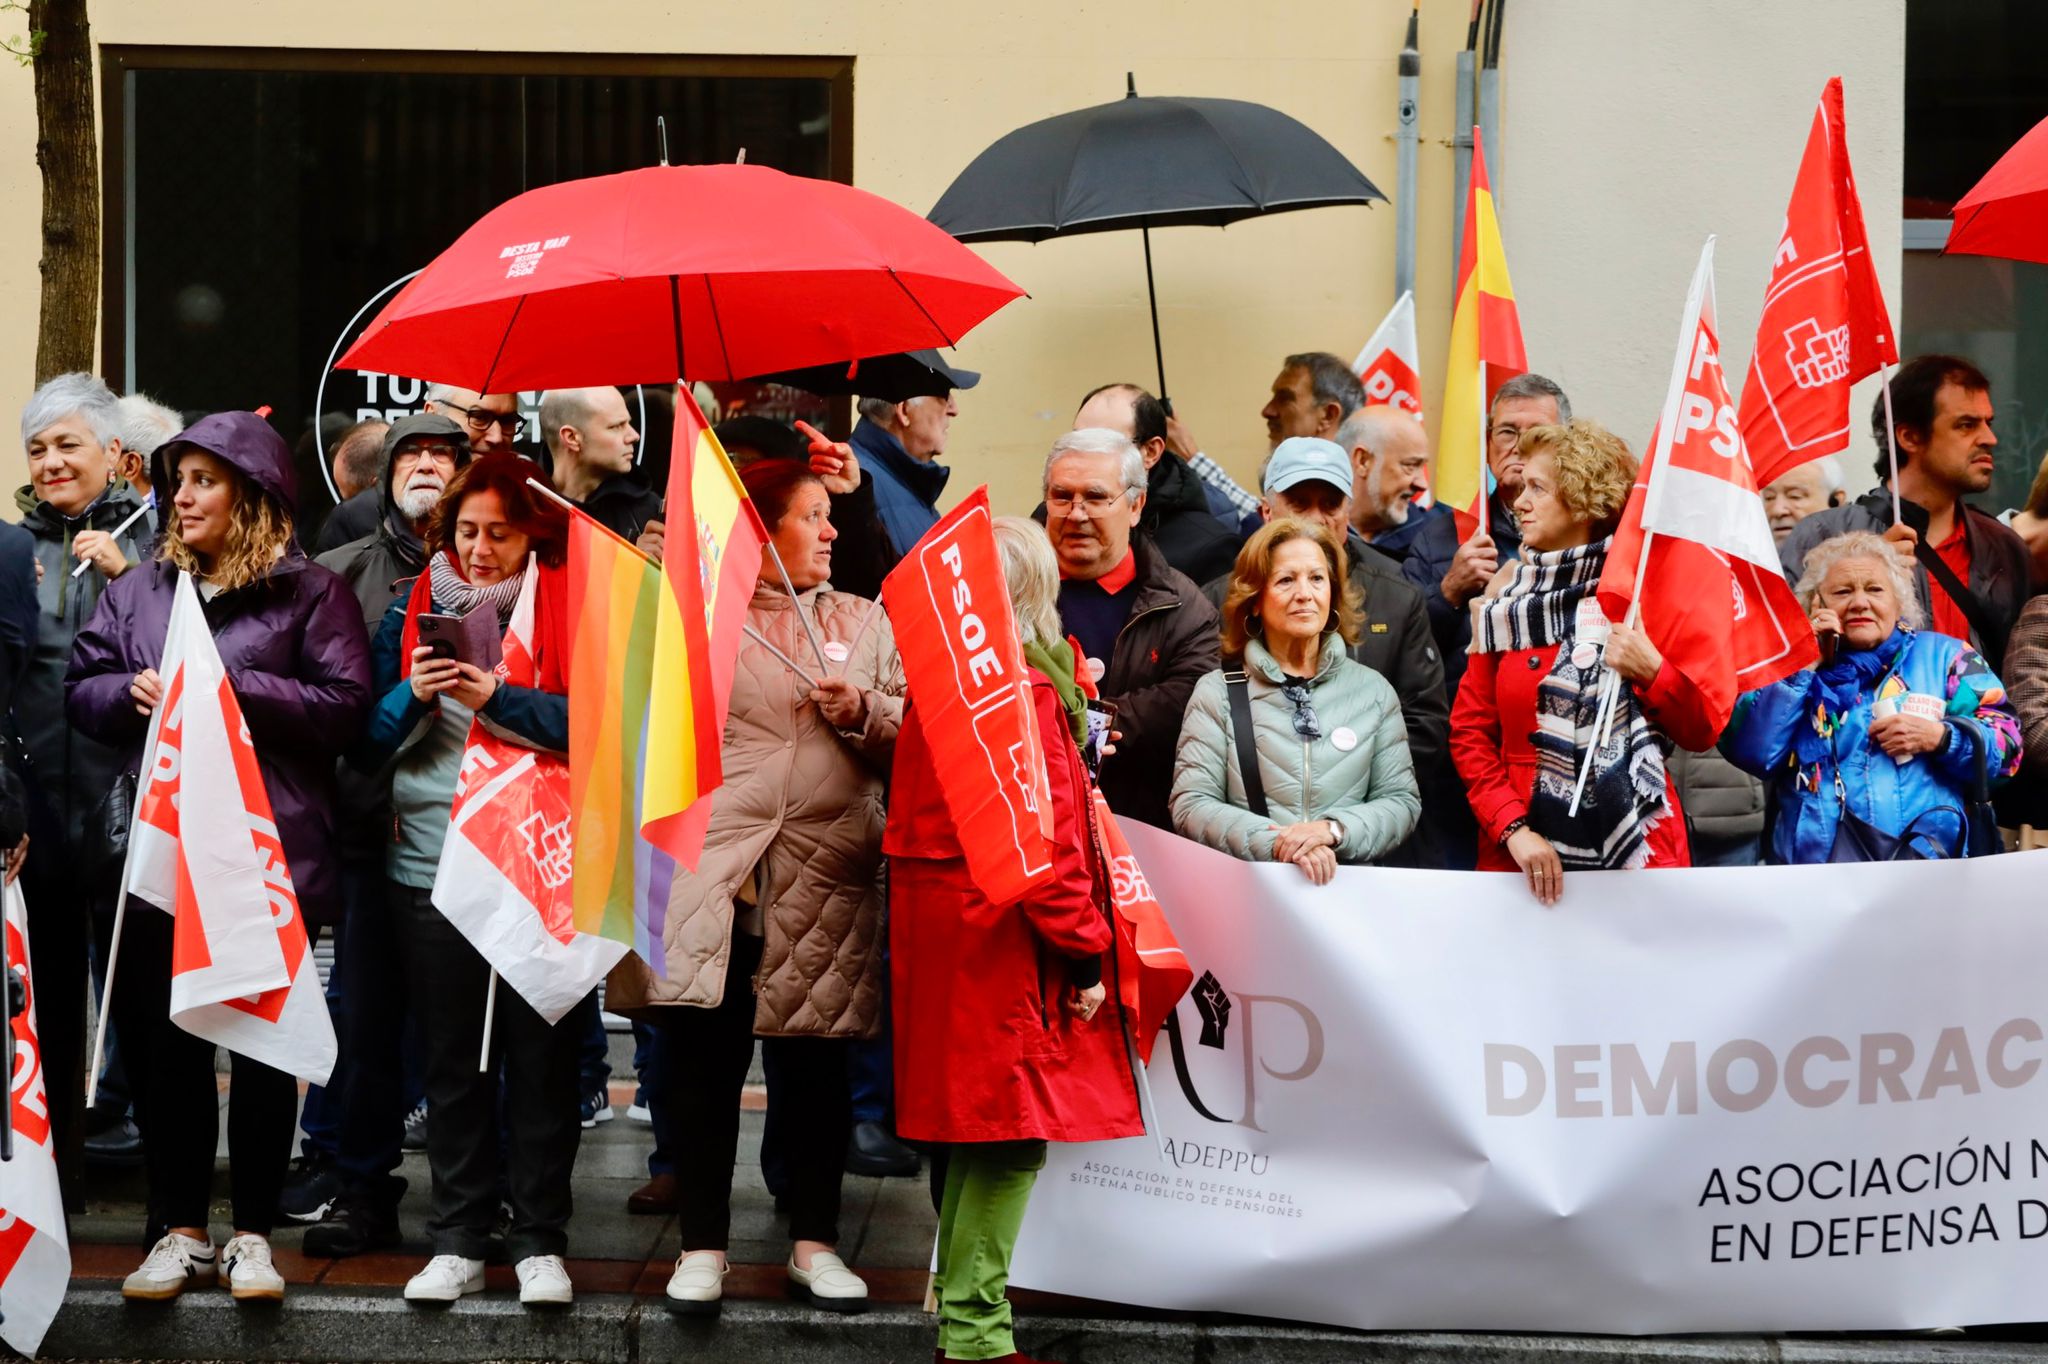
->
[[1046, 428, 1220, 829], [1072, 383, 1240, 586], [1204, 436, 1454, 866], [540, 386, 663, 546], [1779, 354, 2028, 669]]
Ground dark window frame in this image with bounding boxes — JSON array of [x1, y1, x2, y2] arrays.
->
[[96, 44, 856, 385]]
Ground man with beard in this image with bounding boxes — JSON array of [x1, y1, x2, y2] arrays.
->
[[315, 387, 519, 554], [297, 413, 471, 1253]]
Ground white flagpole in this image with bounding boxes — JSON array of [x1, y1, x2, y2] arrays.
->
[[1879, 362, 1902, 525], [762, 542, 833, 676], [86, 577, 184, 1106], [70, 500, 154, 579], [1475, 360, 1491, 540], [742, 623, 823, 691], [838, 596, 885, 675], [479, 970, 499, 1073], [1566, 238, 1718, 817]]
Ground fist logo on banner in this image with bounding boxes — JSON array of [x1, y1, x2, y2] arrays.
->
[[518, 810, 575, 891], [1783, 318, 1852, 390]]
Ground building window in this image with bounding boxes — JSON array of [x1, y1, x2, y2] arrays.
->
[[103, 48, 848, 528]]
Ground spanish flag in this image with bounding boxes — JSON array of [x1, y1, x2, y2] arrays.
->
[[1436, 128, 1527, 538], [641, 388, 766, 868]]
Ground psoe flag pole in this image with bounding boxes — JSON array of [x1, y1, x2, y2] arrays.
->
[[479, 971, 498, 1073], [1879, 362, 1902, 524], [1475, 360, 1489, 539]]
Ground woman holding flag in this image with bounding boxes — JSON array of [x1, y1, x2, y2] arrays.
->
[[887, 515, 1141, 1364], [350, 452, 581, 1308], [67, 410, 372, 1302], [610, 456, 904, 1316], [1449, 420, 1719, 904]]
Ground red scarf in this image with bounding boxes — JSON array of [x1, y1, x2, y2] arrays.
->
[[397, 550, 569, 695]]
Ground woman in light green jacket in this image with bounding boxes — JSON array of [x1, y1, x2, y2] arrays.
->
[[1171, 518, 1420, 883]]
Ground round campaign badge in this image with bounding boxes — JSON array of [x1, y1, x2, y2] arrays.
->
[[1331, 726, 1358, 752], [823, 640, 850, 664], [1571, 642, 1599, 669], [1086, 656, 1107, 683]]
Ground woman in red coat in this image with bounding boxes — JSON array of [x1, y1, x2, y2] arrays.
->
[[888, 516, 1142, 1364], [1450, 420, 1720, 904]]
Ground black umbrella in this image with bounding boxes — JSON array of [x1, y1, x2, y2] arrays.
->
[[929, 74, 1386, 405], [744, 348, 981, 403]]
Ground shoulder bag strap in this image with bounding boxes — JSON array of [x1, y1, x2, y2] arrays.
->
[[1224, 669, 1269, 819], [1914, 528, 2009, 666]]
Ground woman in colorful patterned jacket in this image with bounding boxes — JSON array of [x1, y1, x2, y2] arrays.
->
[[1724, 530, 2021, 863]]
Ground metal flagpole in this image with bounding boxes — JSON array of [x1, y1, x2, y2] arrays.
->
[[479, 971, 498, 1073], [1394, 2, 1420, 298], [1475, 361, 1490, 539], [763, 541, 833, 676], [743, 623, 824, 691], [1879, 362, 1902, 524]]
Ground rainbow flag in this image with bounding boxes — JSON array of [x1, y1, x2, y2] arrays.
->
[[1436, 128, 1528, 539], [565, 510, 678, 968], [642, 388, 765, 866]]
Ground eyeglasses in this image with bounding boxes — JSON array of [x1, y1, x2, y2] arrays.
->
[[1488, 424, 1526, 449], [454, 407, 522, 434], [1045, 488, 1130, 517], [396, 441, 462, 465]]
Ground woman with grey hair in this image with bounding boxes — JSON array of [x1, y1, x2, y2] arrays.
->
[[14, 370, 155, 1198], [886, 514, 1140, 1364], [1725, 530, 2020, 863]]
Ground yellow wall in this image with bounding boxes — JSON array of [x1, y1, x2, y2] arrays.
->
[[0, 1, 1904, 515]]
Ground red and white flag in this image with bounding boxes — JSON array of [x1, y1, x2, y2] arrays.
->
[[1352, 290, 1426, 426], [1599, 239, 1817, 731], [1738, 77, 1897, 491], [130, 573, 335, 1083], [1353, 290, 1431, 505], [0, 880, 69, 1356], [1088, 793, 1190, 1067], [882, 488, 1054, 907], [433, 563, 626, 1024]]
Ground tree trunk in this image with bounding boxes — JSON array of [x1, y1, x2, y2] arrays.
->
[[29, 0, 98, 384]]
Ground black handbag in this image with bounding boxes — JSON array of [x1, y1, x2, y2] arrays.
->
[[1825, 716, 2001, 862], [87, 768, 138, 881]]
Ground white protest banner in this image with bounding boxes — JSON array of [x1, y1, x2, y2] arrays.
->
[[1012, 822, 2048, 1334], [1, 880, 70, 1355]]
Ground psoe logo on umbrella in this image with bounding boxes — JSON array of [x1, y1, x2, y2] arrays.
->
[[501, 236, 572, 279]]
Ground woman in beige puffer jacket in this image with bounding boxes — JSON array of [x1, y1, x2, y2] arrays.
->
[[606, 458, 903, 1314]]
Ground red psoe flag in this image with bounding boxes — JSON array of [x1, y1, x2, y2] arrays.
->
[[129, 573, 336, 1083], [1738, 77, 1897, 492], [1088, 792, 1190, 1067], [0, 881, 70, 1356], [881, 488, 1054, 906], [1600, 240, 1817, 732]]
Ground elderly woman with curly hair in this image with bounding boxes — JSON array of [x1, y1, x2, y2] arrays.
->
[[1725, 530, 2020, 863], [1449, 419, 1720, 904], [1172, 518, 1420, 883]]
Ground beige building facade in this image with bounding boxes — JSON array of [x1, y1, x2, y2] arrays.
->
[[0, 0, 1904, 516]]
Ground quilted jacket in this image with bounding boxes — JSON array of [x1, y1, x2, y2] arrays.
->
[[604, 581, 904, 1037]]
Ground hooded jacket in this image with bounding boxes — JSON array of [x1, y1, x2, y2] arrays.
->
[[14, 477, 154, 849], [65, 411, 375, 925], [316, 413, 472, 629]]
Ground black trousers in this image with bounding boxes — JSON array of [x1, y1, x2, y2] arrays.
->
[[654, 931, 852, 1250], [109, 899, 300, 1241], [395, 881, 582, 1261], [22, 831, 100, 1210]]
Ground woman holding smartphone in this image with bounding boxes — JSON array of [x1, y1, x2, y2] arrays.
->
[[350, 451, 581, 1309]]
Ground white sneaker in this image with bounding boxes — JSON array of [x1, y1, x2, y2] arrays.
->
[[403, 1254, 486, 1304], [665, 1250, 727, 1315], [122, 1232, 216, 1301], [516, 1253, 574, 1307], [221, 1233, 285, 1302], [788, 1249, 868, 1313]]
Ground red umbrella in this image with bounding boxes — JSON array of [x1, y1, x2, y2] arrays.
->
[[1947, 116, 2048, 264], [337, 163, 1024, 390]]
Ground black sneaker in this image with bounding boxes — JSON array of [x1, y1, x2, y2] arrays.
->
[[400, 1100, 429, 1152], [303, 1186, 403, 1259], [278, 1153, 343, 1223]]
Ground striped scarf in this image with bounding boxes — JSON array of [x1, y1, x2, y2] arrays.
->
[[1473, 538, 1667, 870]]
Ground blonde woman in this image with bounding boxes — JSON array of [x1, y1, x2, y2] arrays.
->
[[67, 411, 373, 1302]]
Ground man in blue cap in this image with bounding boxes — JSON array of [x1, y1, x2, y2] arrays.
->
[[1202, 435, 1452, 867]]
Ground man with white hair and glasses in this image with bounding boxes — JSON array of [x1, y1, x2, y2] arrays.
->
[[1045, 427, 1219, 830]]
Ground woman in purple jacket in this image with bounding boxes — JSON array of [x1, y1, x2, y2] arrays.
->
[[66, 410, 372, 1305]]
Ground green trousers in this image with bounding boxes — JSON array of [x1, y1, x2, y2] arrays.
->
[[934, 1138, 1048, 1361]]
